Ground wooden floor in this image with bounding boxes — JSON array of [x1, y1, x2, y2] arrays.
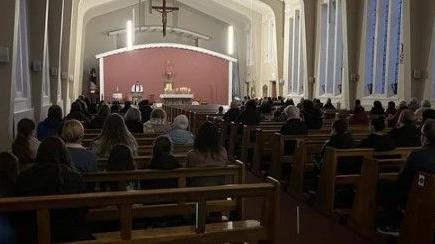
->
[[244, 173, 370, 244]]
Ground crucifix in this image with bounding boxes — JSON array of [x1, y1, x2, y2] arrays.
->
[[152, 0, 179, 37]]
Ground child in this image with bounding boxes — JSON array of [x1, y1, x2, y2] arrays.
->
[[150, 136, 181, 170]]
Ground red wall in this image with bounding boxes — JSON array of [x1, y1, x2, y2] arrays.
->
[[103, 47, 229, 104]]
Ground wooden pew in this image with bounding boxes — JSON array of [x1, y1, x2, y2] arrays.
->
[[83, 161, 246, 222], [97, 154, 188, 170], [83, 137, 157, 148], [83, 132, 161, 141], [137, 144, 192, 156], [315, 147, 415, 216], [0, 180, 280, 244], [350, 158, 405, 238], [399, 172, 435, 244]]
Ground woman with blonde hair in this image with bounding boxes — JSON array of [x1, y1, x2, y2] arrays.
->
[[61, 119, 97, 173], [143, 108, 170, 133], [92, 113, 138, 157]]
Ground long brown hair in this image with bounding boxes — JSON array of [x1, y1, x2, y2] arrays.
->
[[12, 118, 36, 166], [96, 113, 137, 156]]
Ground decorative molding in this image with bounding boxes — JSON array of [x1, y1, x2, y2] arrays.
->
[[107, 26, 211, 41], [95, 43, 238, 63]]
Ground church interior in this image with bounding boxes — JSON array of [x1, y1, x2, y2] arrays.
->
[[0, 0, 435, 243]]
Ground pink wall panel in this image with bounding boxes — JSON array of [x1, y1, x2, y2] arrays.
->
[[103, 47, 229, 104]]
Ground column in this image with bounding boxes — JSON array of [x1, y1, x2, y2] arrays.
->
[[61, 0, 72, 113], [48, 0, 64, 106], [29, 0, 50, 121], [0, 0, 17, 149]]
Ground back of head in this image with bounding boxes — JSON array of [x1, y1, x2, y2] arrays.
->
[[36, 137, 72, 166], [124, 107, 142, 122], [371, 118, 385, 132], [47, 105, 63, 121], [422, 119, 435, 145], [245, 99, 257, 112], [355, 99, 361, 106], [230, 101, 239, 109], [70, 102, 82, 113], [17, 118, 35, 137], [302, 100, 314, 110], [98, 104, 110, 117], [373, 100, 382, 109], [153, 136, 172, 158], [150, 108, 167, 120], [333, 119, 348, 134], [284, 105, 300, 120], [173, 115, 189, 130], [398, 109, 416, 125], [108, 144, 135, 171], [194, 122, 220, 155], [61, 119, 84, 144], [388, 101, 396, 109], [423, 109, 435, 122], [100, 114, 134, 151]]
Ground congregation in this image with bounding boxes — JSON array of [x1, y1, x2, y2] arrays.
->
[[0, 94, 434, 243]]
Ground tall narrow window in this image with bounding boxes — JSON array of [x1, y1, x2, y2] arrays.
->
[[266, 18, 276, 64], [365, 0, 377, 95], [292, 10, 301, 94], [14, 0, 30, 100], [431, 18, 435, 99], [319, 4, 328, 95], [287, 17, 294, 94], [365, 0, 403, 97], [318, 0, 343, 96]]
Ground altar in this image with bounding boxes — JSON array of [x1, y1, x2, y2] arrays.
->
[[159, 93, 194, 105]]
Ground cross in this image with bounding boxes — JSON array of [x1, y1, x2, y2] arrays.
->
[[152, 0, 179, 37]]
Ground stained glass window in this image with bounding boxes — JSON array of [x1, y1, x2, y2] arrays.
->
[[364, 0, 377, 95]]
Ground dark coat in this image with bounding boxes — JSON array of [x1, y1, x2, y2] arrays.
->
[[388, 124, 421, 147], [235, 111, 262, 126], [302, 109, 323, 129], [15, 162, 91, 243], [280, 119, 308, 135], [360, 134, 396, 151], [37, 119, 62, 141], [223, 108, 241, 122], [125, 120, 144, 134]]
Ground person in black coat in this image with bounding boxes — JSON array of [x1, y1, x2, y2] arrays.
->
[[138, 100, 153, 123], [280, 106, 308, 135], [15, 137, 91, 243], [360, 118, 396, 151], [235, 99, 262, 125], [90, 104, 110, 129], [378, 119, 435, 235], [65, 101, 90, 127], [388, 109, 421, 147], [223, 101, 241, 122], [301, 100, 323, 129]]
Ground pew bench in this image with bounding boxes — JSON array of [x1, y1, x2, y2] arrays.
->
[[97, 154, 188, 170], [315, 147, 416, 217], [0, 180, 280, 244]]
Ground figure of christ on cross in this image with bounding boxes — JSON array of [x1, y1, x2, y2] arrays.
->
[[152, 0, 179, 37]]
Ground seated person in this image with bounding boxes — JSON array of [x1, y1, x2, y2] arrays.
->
[[378, 119, 435, 235], [349, 99, 369, 124], [272, 110, 283, 122], [92, 113, 138, 157], [415, 100, 431, 122], [106, 145, 137, 191], [90, 104, 110, 129], [301, 100, 323, 129], [280, 106, 308, 135], [124, 107, 143, 134], [187, 122, 228, 186], [318, 119, 355, 172], [217, 106, 224, 115], [15, 137, 91, 243], [0, 152, 19, 244], [388, 109, 421, 147], [168, 115, 194, 145], [12, 118, 40, 170], [235, 99, 262, 125], [360, 118, 396, 151], [143, 108, 170, 134], [370, 100, 385, 119], [223, 101, 241, 122], [61, 119, 97, 173], [65, 101, 90, 127], [322, 98, 336, 113], [146, 136, 182, 190], [37, 105, 63, 140]]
